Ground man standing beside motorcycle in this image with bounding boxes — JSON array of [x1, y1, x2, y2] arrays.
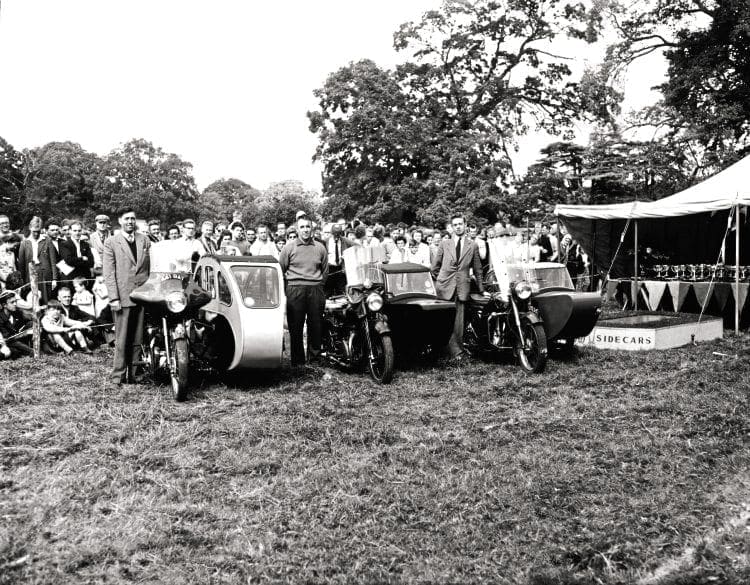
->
[[279, 216, 328, 368], [103, 207, 151, 386], [431, 214, 484, 360]]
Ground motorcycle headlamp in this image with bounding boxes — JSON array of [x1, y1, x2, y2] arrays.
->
[[366, 292, 384, 311], [514, 281, 533, 300], [166, 291, 188, 313]]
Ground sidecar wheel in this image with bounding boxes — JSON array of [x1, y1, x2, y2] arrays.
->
[[516, 321, 547, 374], [369, 333, 394, 384], [171, 338, 189, 401]]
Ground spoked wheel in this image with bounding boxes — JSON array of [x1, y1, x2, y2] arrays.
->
[[170, 338, 189, 401], [515, 321, 547, 374], [368, 332, 394, 384]]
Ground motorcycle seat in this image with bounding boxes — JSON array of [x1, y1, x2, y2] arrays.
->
[[469, 293, 490, 306], [325, 296, 349, 311]]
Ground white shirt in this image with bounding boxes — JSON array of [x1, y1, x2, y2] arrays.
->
[[327, 237, 343, 266], [250, 239, 279, 258], [408, 242, 431, 267]]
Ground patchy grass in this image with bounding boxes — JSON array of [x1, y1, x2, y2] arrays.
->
[[1, 336, 750, 584]]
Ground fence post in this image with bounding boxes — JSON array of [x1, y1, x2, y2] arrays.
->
[[29, 263, 41, 358]]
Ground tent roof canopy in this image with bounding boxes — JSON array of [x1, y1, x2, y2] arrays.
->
[[555, 155, 750, 220]]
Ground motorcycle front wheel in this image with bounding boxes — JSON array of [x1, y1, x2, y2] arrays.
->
[[368, 332, 394, 384], [515, 321, 547, 374], [170, 337, 189, 401]]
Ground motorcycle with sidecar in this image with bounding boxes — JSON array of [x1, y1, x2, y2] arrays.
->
[[463, 238, 549, 373], [130, 241, 286, 401], [321, 246, 394, 383]]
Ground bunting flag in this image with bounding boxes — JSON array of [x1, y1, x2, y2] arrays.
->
[[691, 282, 715, 311], [642, 281, 667, 311], [667, 281, 691, 311], [710, 283, 731, 313]]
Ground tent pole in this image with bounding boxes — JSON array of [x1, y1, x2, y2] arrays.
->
[[736, 202, 740, 334], [634, 219, 639, 310]]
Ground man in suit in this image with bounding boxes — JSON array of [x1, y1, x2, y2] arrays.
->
[[38, 219, 62, 303], [59, 221, 94, 286], [324, 224, 352, 296], [431, 214, 484, 359], [18, 217, 44, 285], [103, 207, 151, 385]]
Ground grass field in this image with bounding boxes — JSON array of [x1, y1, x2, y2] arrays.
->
[[2, 335, 750, 584]]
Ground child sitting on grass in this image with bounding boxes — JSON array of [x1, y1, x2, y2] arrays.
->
[[72, 276, 96, 318], [41, 299, 92, 354]]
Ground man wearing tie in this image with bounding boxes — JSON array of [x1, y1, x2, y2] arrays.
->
[[103, 207, 151, 385], [325, 224, 351, 296], [60, 221, 94, 287], [431, 214, 484, 360]]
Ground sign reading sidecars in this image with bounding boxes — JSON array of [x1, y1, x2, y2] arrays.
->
[[579, 327, 654, 351]]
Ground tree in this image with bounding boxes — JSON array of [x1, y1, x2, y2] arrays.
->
[[0, 137, 26, 224], [310, 0, 603, 227], [94, 139, 200, 224], [594, 0, 750, 172], [199, 178, 262, 225], [254, 180, 320, 227], [511, 133, 693, 223], [23, 141, 102, 223]]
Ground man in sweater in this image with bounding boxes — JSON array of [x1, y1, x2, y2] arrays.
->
[[278, 216, 328, 367]]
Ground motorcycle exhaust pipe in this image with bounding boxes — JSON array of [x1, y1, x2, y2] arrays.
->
[[319, 351, 349, 368]]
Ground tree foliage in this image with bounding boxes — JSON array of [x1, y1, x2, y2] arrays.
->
[[199, 178, 262, 225], [510, 133, 694, 223], [310, 0, 602, 227], [0, 137, 26, 223], [254, 180, 320, 227], [595, 0, 750, 172], [94, 139, 201, 224], [23, 141, 102, 223]]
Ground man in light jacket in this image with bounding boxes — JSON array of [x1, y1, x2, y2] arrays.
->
[[103, 207, 151, 385]]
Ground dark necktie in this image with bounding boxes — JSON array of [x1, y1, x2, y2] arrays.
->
[[335, 240, 340, 265], [455, 237, 461, 261]]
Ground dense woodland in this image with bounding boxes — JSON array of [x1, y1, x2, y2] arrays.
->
[[2, 0, 748, 228]]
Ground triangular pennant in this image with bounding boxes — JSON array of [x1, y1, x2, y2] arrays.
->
[[691, 282, 714, 310], [732, 283, 749, 313], [667, 281, 690, 311], [643, 281, 667, 311], [711, 283, 731, 313]]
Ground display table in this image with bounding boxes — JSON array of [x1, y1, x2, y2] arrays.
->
[[606, 279, 750, 315]]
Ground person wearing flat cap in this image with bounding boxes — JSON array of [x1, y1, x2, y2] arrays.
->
[[0, 290, 33, 358], [89, 214, 112, 271]]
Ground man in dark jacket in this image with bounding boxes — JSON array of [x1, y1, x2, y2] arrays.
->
[[0, 290, 33, 358], [59, 221, 94, 286]]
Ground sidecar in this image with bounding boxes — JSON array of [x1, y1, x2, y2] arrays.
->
[[525, 262, 602, 344], [193, 254, 286, 370], [379, 262, 456, 359]]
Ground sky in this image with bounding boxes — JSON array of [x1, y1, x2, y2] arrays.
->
[[0, 1, 665, 192]]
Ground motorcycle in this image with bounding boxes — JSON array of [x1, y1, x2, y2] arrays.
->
[[130, 240, 211, 401], [463, 239, 548, 373], [322, 246, 394, 383]]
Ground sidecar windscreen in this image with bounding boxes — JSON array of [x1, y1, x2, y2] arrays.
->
[[343, 246, 387, 286], [230, 265, 280, 308], [148, 239, 198, 274]]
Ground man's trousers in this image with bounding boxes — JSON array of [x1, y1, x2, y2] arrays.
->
[[111, 305, 144, 383], [286, 284, 325, 366]]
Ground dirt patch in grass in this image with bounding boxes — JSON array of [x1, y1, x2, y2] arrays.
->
[[2, 339, 750, 584]]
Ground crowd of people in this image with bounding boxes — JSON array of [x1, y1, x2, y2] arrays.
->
[[0, 210, 591, 366]]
